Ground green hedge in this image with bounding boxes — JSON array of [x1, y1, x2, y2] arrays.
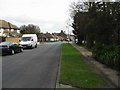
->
[[92, 43, 120, 69], [0, 36, 6, 42]]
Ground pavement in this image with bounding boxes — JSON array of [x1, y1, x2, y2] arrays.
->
[[2, 42, 62, 88], [71, 43, 120, 88]]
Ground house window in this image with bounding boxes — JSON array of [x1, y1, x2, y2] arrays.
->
[[17, 30, 20, 33], [11, 29, 14, 32], [0, 28, 4, 33]]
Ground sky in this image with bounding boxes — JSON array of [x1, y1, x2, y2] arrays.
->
[[0, 0, 78, 34]]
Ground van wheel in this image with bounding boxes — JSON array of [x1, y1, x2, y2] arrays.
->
[[11, 50, 15, 55], [35, 44, 37, 48], [30, 45, 33, 49]]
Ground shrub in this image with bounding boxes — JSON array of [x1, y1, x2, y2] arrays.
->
[[0, 36, 6, 42], [92, 43, 120, 69]]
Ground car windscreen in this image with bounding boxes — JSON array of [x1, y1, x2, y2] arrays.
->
[[22, 37, 32, 41], [0, 42, 12, 45]]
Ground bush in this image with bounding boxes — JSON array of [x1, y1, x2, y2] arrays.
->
[[92, 43, 120, 69], [0, 36, 6, 42]]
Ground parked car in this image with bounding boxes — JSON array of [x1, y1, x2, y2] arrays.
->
[[0, 41, 23, 55], [19, 34, 38, 48]]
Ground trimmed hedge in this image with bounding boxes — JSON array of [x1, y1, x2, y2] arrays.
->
[[92, 43, 120, 70]]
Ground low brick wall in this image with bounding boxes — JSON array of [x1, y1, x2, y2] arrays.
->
[[6, 37, 21, 43]]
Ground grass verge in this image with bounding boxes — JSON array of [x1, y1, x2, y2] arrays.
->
[[59, 43, 109, 88]]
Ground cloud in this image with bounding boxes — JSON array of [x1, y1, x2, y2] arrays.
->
[[0, 0, 77, 33], [1, 15, 67, 33]]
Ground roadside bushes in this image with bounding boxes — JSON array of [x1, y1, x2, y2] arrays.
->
[[92, 43, 120, 69], [0, 36, 6, 42]]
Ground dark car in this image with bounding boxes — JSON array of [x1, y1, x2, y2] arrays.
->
[[0, 41, 23, 55]]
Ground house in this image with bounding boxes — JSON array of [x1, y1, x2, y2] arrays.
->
[[59, 30, 67, 41], [68, 34, 75, 42], [52, 33, 59, 41], [0, 19, 21, 37], [38, 30, 69, 42], [44, 32, 55, 42], [53, 30, 68, 41], [37, 33, 46, 42]]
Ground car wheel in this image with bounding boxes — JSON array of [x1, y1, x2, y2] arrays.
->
[[20, 48, 23, 52], [11, 50, 15, 55]]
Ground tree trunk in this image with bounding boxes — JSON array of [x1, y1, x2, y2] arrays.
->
[[86, 35, 94, 48], [78, 36, 82, 45]]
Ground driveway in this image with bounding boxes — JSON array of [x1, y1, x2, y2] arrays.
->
[[2, 42, 62, 88]]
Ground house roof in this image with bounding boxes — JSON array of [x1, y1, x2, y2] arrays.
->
[[44, 33, 54, 38], [59, 30, 67, 39], [0, 20, 9, 29], [37, 33, 46, 38], [9, 23, 18, 29], [53, 30, 67, 39], [0, 19, 18, 29], [52, 33, 60, 38], [58, 36, 64, 39]]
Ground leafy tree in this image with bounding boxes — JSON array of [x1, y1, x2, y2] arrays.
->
[[20, 24, 40, 34], [111, 2, 120, 44], [85, 2, 97, 48], [20, 29, 29, 34], [70, 1, 120, 47], [69, 1, 120, 69], [72, 12, 87, 45], [70, 1, 89, 45]]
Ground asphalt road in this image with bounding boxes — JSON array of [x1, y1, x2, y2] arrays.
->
[[2, 42, 62, 88]]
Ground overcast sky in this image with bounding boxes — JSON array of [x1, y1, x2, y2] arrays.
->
[[0, 0, 79, 34]]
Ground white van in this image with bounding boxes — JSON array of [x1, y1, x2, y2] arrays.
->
[[20, 34, 38, 48]]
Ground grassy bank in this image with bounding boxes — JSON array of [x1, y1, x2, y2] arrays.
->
[[59, 43, 109, 88]]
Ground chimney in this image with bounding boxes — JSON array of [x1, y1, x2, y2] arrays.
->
[[61, 30, 63, 33]]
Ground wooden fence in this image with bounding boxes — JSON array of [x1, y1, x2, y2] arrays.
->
[[5, 37, 21, 43]]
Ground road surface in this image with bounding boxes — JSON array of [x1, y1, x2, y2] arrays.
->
[[2, 42, 62, 88]]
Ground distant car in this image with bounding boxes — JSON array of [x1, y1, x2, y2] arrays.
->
[[0, 41, 23, 55]]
